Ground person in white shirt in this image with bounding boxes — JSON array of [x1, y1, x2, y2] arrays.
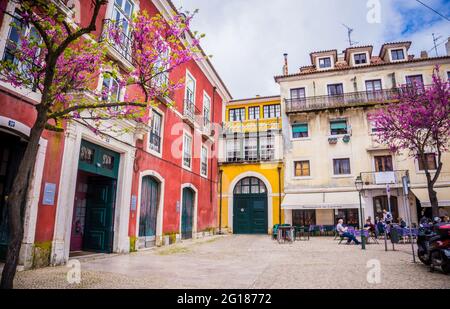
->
[[336, 219, 360, 245]]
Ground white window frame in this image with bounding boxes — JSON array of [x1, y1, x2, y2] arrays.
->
[[200, 145, 208, 178], [290, 122, 310, 141], [147, 107, 165, 158], [292, 159, 312, 180], [182, 131, 193, 171], [184, 70, 196, 104], [106, 0, 137, 62], [202, 91, 211, 125], [331, 157, 353, 178], [317, 56, 333, 69], [389, 47, 407, 62], [0, 2, 41, 102], [97, 69, 126, 104], [352, 52, 369, 66], [329, 118, 349, 137]]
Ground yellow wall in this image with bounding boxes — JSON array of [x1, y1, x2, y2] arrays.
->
[[218, 162, 284, 234]]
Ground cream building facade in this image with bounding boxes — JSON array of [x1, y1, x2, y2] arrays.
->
[[276, 42, 450, 228]]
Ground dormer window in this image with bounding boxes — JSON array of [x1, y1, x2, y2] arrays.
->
[[391, 49, 405, 61], [354, 53, 367, 65], [318, 57, 332, 69]]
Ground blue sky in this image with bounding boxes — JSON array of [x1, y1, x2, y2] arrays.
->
[[172, 0, 450, 99]]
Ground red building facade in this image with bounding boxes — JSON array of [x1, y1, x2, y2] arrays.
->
[[0, 0, 231, 269]]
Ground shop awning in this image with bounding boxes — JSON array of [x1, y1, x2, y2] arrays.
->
[[411, 187, 450, 207], [282, 192, 363, 210]]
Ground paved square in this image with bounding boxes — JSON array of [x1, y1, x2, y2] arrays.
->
[[15, 235, 450, 289]]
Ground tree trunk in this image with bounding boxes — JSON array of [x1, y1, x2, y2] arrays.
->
[[428, 186, 440, 219], [0, 111, 47, 289]]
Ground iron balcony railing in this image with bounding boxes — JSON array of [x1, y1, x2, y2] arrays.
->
[[285, 89, 400, 113], [360, 170, 409, 187], [222, 118, 282, 135], [101, 19, 133, 65], [183, 99, 202, 125]]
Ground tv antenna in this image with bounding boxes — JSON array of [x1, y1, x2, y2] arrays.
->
[[342, 24, 358, 47], [432, 33, 443, 57]]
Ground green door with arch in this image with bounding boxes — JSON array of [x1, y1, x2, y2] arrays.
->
[[233, 177, 268, 234], [181, 187, 195, 240]]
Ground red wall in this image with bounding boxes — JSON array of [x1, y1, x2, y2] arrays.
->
[[0, 0, 225, 247], [126, 1, 224, 237], [0, 89, 66, 243]]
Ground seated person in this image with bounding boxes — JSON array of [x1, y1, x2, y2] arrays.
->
[[399, 218, 407, 228], [336, 219, 360, 245]]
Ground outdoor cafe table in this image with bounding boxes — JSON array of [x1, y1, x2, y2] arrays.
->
[[277, 225, 295, 243], [295, 226, 310, 241]]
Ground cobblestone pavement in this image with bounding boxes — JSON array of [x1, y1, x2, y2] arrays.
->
[[15, 235, 450, 289]]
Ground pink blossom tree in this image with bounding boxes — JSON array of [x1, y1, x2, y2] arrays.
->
[[370, 68, 450, 219], [0, 0, 202, 288]]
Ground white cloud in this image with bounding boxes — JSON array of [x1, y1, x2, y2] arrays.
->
[[172, 0, 450, 99]]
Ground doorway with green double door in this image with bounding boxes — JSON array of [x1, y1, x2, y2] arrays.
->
[[139, 176, 160, 247], [70, 140, 120, 255], [181, 187, 195, 240], [233, 177, 268, 234]]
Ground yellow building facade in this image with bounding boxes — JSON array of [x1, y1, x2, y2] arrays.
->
[[218, 96, 284, 234]]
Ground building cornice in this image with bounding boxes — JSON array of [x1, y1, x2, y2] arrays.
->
[[275, 55, 450, 83]]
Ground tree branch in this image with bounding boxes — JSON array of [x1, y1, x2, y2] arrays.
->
[[48, 101, 147, 119]]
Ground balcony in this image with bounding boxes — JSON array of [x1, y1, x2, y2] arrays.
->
[[222, 118, 282, 135], [360, 170, 409, 189], [285, 89, 400, 113], [183, 99, 201, 128], [201, 117, 213, 139], [100, 19, 134, 70], [219, 131, 282, 164]]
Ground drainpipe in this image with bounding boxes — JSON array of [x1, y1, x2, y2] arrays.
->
[[219, 169, 223, 234], [210, 87, 217, 203], [278, 166, 282, 224]]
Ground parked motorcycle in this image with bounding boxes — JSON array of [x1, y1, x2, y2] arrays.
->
[[417, 219, 450, 274]]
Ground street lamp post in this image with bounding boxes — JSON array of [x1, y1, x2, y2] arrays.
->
[[355, 176, 366, 250]]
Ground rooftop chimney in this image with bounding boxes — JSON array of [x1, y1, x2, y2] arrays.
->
[[283, 53, 289, 75], [446, 37, 450, 56], [420, 50, 428, 59]]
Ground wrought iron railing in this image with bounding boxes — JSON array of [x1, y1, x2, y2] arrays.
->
[[360, 170, 409, 186], [222, 118, 282, 135], [285, 89, 400, 113], [183, 99, 202, 125], [101, 19, 133, 65]]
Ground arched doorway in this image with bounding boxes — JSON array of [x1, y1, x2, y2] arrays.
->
[[0, 130, 27, 260], [233, 177, 268, 234], [139, 176, 160, 240], [181, 187, 195, 240], [373, 196, 399, 222]]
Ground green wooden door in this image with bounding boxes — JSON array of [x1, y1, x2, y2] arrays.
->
[[181, 188, 195, 240], [233, 177, 268, 235], [139, 176, 159, 237], [83, 177, 116, 253], [233, 195, 268, 234]]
